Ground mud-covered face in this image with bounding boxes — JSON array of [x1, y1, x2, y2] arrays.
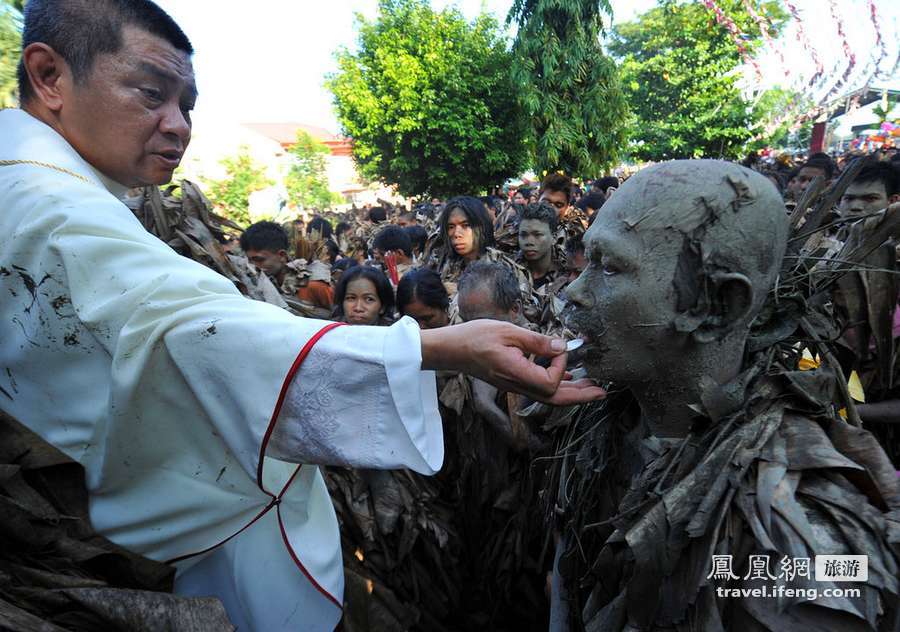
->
[[518, 219, 553, 263], [839, 180, 893, 216], [565, 204, 686, 383]]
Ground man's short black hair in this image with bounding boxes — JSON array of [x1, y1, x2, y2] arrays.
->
[[853, 161, 900, 198], [540, 173, 574, 203], [240, 221, 288, 253], [520, 201, 559, 232], [404, 225, 428, 255], [372, 225, 412, 258], [368, 206, 387, 223], [803, 153, 836, 179], [458, 261, 520, 316], [306, 215, 334, 240], [592, 176, 618, 193], [18, 0, 193, 102], [576, 192, 606, 213]]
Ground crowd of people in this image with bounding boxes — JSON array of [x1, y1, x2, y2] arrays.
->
[[219, 150, 900, 631]]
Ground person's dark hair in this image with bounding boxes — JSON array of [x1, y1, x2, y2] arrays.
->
[[576, 192, 606, 213], [240, 220, 288, 253], [440, 195, 494, 260], [335, 222, 351, 238], [515, 187, 532, 200], [18, 0, 194, 103], [592, 176, 618, 194], [853, 161, 900, 198], [396, 269, 449, 315], [458, 261, 520, 317], [404, 225, 428, 255], [306, 215, 333, 240], [764, 170, 787, 194], [368, 206, 387, 224], [399, 210, 416, 222], [373, 225, 413, 258], [541, 173, 574, 203], [890, 153, 900, 165], [565, 235, 585, 259], [333, 265, 395, 322], [332, 257, 358, 274], [520, 201, 559, 232], [804, 153, 836, 179]]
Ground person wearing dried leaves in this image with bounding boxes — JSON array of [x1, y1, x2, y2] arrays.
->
[[0, 1, 603, 630], [551, 160, 900, 631]]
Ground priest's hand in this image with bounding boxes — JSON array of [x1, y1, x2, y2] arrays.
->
[[420, 320, 606, 406]]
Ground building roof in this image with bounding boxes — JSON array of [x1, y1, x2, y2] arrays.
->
[[242, 122, 353, 156]]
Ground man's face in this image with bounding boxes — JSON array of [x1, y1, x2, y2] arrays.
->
[[786, 166, 826, 197], [512, 191, 527, 205], [245, 248, 287, 278], [57, 25, 196, 187], [518, 219, 553, 263], [540, 190, 569, 217], [565, 205, 685, 384], [839, 180, 893, 216]]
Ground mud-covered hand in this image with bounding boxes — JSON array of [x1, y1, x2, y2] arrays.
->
[[420, 320, 606, 406]]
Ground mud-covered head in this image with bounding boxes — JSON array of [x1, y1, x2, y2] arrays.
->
[[565, 159, 789, 384]]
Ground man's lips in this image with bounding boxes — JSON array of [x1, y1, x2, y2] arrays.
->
[[151, 151, 183, 168]]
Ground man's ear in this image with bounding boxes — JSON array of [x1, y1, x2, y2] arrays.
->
[[277, 249, 288, 262], [22, 43, 68, 112], [889, 193, 900, 205], [692, 272, 754, 344]]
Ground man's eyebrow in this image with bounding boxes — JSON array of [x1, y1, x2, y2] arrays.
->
[[137, 62, 199, 100], [586, 235, 632, 261]]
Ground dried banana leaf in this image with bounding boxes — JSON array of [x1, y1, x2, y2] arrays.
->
[[0, 410, 234, 631]]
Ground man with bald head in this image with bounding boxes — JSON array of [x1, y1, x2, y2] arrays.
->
[[552, 160, 899, 631]]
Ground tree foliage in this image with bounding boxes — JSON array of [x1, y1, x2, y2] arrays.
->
[[508, 0, 627, 178], [610, 0, 786, 161], [747, 86, 813, 151], [202, 146, 272, 228], [284, 130, 342, 210], [0, 0, 22, 108], [328, 0, 528, 197]]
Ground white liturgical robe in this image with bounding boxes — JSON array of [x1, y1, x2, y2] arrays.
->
[[0, 109, 444, 631]]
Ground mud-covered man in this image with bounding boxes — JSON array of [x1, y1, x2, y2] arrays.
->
[[552, 160, 900, 631]]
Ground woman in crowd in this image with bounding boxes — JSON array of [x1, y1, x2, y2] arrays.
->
[[396, 268, 450, 330], [333, 265, 395, 326], [434, 195, 496, 286]]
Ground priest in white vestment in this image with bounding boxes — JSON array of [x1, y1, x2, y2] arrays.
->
[[1, 2, 602, 630]]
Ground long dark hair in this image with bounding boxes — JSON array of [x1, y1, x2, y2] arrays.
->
[[439, 195, 494, 261], [397, 268, 449, 315], [333, 265, 395, 323]]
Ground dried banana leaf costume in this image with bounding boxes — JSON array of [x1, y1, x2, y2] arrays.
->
[[548, 162, 900, 631]]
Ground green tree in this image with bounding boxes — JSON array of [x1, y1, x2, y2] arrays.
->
[[508, 0, 628, 177], [747, 86, 813, 151], [284, 130, 343, 210], [202, 146, 273, 227], [328, 0, 528, 197], [0, 1, 23, 108], [610, 0, 786, 161]]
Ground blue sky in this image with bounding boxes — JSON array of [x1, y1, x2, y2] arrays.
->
[[153, 0, 899, 134]]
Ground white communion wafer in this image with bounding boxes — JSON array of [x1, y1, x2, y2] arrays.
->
[[566, 338, 584, 353]]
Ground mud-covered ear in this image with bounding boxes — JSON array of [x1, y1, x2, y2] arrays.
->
[[692, 272, 754, 344]]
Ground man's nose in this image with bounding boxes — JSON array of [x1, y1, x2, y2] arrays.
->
[[564, 273, 592, 308], [159, 103, 191, 144]]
